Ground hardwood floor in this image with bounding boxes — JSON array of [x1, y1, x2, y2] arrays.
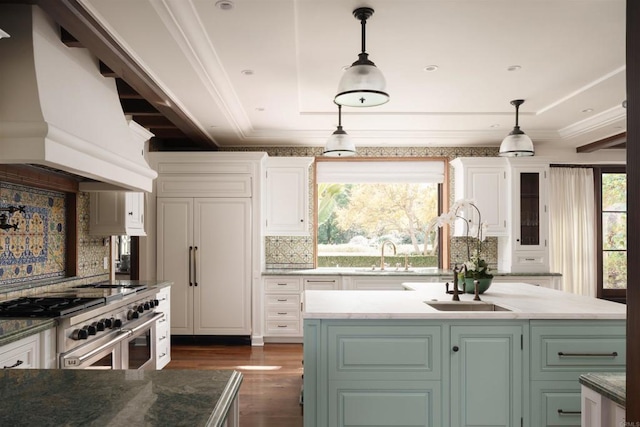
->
[[166, 342, 304, 427]]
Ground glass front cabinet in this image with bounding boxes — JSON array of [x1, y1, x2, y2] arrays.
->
[[499, 161, 550, 273]]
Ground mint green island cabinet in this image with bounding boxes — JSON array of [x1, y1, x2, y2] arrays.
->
[[302, 282, 626, 427]]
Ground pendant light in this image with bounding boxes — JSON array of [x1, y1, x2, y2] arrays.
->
[[334, 7, 389, 107], [322, 104, 356, 157], [499, 99, 534, 157]]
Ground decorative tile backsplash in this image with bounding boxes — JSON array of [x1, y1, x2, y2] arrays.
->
[[225, 146, 500, 270], [0, 183, 109, 299]]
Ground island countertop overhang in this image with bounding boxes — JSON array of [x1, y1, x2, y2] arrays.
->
[[302, 282, 626, 320]]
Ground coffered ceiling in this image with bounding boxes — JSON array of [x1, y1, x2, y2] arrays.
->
[[37, 0, 628, 151]]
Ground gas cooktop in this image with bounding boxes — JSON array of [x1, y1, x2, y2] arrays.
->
[[0, 297, 105, 318]]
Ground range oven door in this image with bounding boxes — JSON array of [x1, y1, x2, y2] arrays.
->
[[60, 312, 163, 370]]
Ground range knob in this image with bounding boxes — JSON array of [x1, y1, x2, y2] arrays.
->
[[104, 318, 114, 329], [93, 321, 105, 332], [71, 328, 88, 340], [83, 325, 97, 336], [153, 299, 159, 307], [113, 318, 123, 328], [143, 302, 151, 310], [137, 304, 144, 313], [127, 310, 136, 320]]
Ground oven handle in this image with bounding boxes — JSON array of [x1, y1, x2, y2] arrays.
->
[[62, 312, 164, 368], [122, 312, 164, 336]]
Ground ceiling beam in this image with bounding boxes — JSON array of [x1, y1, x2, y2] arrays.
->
[[576, 132, 627, 153], [36, 0, 217, 150]]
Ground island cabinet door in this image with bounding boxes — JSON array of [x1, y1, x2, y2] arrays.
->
[[450, 325, 524, 427]]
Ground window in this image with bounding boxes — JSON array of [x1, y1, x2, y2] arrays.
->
[[595, 166, 626, 302], [315, 158, 447, 268]]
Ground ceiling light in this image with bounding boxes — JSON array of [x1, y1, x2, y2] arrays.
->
[[423, 65, 439, 72], [499, 99, 534, 157], [240, 69, 254, 76], [334, 7, 389, 107], [507, 65, 521, 72], [323, 104, 356, 157], [623, 100, 627, 108], [0, 28, 9, 39], [581, 108, 594, 113], [215, 1, 234, 11]]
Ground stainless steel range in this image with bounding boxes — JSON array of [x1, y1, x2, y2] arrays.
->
[[0, 282, 166, 370]]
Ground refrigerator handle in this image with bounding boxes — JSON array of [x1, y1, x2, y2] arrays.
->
[[189, 246, 193, 286], [194, 246, 198, 286]]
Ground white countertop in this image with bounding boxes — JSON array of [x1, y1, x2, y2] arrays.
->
[[302, 282, 626, 320]]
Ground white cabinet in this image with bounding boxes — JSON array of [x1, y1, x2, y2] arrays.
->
[[499, 160, 550, 273], [0, 328, 55, 369], [581, 384, 625, 427], [450, 157, 508, 236], [492, 275, 561, 289], [264, 157, 313, 236], [343, 275, 446, 290], [264, 277, 303, 340], [89, 191, 146, 236], [157, 197, 252, 336], [154, 286, 171, 369]]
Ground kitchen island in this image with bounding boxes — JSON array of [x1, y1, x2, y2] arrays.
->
[[303, 282, 625, 427], [0, 369, 242, 427]]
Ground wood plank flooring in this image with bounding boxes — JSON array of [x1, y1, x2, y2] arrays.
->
[[166, 343, 304, 427]]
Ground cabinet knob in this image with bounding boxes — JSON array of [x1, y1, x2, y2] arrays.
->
[[300, 219, 304, 222], [128, 212, 134, 216], [452, 346, 459, 352]]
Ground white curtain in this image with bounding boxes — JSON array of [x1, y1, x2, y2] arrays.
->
[[549, 168, 596, 296]]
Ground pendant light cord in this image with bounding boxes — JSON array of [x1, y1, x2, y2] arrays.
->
[[360, 17, 367, 54], [338, 104, 343, 127]]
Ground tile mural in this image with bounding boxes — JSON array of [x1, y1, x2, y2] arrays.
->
[[0, 183, 109, 298], [223, 146, 500, 269]]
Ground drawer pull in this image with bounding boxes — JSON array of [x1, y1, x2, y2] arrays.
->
[[3, 360, 23, 369], [277, 325, 288, 328], [557, 409, 581, 416], [159, 336, 167, 341], [277, 299, 288, 302], [277, 312, 288, 315], [558, 351, 618, 357], [524, 258, 536, 261], [159, 352, 167, 358], [277, 283, 288, 286]]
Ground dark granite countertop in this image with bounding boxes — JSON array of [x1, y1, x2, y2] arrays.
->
[[579, 372, 626, 407], [0, 318, 56, 347], [0, 369, 242, 427]]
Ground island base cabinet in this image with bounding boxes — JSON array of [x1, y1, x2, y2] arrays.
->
[[450, 325, 524, 427], [531, 381, 582, 426], [328, 380, 442, 427]]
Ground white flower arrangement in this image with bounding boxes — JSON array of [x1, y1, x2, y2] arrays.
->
[[427, 199, 492, 279]]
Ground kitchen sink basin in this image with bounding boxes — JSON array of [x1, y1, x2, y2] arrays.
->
[[425, 301, 512, 312]]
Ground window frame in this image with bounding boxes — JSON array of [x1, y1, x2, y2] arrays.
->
[[594, 165, 626, 302], [313, 157, 450, 269]]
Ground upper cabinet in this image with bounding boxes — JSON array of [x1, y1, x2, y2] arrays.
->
[[451, 157, 508, 236], [264, 157, 313, 236], [89, 192, 146, 236], [501, 160, 550, 273]]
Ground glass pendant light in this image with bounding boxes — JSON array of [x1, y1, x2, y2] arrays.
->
[[499, 99, 534, 157], [322, 104, 356, 157], [334, 7, 389, 107]]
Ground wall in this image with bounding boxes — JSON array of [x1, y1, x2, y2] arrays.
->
[[0, 183, 109, 300]]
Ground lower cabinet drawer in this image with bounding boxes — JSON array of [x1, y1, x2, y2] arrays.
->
[[531, 381, 581, 427], [265, 294, 301, 307], [326, 324, 441, 381], [265, 320, 301, 335], [266, 308, 300, 321], [0, 335, 39, 369], [531, 321, 626, 381], [327, 380, 442, 427]]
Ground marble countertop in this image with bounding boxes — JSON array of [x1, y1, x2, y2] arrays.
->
[[264, 267, 561, 277], [302, 282, 626, 319], [580, 372, 626, 407], [0, 369, 242, 427]]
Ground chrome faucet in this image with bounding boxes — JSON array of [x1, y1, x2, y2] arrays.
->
[[379, 240, 397, 270]]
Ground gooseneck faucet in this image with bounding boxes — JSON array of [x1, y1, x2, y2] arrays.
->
[[379, 240, 397, 270]]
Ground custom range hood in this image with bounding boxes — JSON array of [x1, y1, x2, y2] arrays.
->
[[0, 4, 157, 192]]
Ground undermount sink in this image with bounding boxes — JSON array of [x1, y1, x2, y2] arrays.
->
[[425, 301, 512, 312]]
